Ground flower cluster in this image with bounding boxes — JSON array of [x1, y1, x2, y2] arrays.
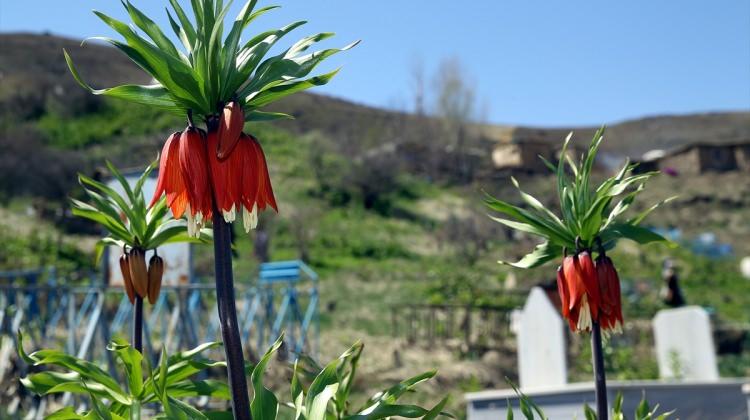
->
[[119, 247, 164, 304], [151, 103, 277, 236], [556, 245, 623, 333]]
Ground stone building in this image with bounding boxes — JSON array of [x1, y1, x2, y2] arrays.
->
[[491, 140, 591, 174], [643, 142, 750, 175], [492, 141, 557, 173]]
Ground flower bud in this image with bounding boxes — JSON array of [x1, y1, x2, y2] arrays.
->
[[147, 254, 164, 304], [217, 100, 244, 161], [128, 248, 148, 298], [119, 254, 136, 304]]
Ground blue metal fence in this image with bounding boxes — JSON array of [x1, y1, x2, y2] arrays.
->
[[0, 260, 319, 412]]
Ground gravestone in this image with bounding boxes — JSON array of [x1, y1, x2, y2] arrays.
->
[[740, 256, 750, 279], [653, 306, 719, 381], [517, 287, 567, 389]]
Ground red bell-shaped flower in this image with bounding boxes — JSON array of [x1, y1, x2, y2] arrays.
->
[[207, 131, 278, 232], [153, 120, 277, 236], [558, 251, 601, 332], [179, 126, 212, 236], [596, 255, 623, 333], [152, 131, 189, 218]]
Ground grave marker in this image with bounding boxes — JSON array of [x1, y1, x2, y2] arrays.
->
[[517, 287, 567, 389], [653, 306, 719, 381]]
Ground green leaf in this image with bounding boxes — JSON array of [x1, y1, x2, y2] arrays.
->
[[124, 1, 183, 61], [423, 396, 451, 420], [510, 177, 565, 228], [250, 336, 283, 420], [485, 194, 575, 248], [108, 340, 144, 397], [499, 241, 561, 269], [167, 379, 230, 400], [305, 356, 340, 419], [92, 11, 208, 111], [519, 397, 533, 420], [64, 50, 184, 114], [244, 38, 358, 99], [78, 173, 140, 239], [46, 407, 88, 420], [247, 68, 341, 108], [168, 0, 197, 50], [168, 341, 223, 364], [612, 392, 624, 420], [629, 196, 677, 226], [635, 394, 650, 420], [230, 21, 307, 93], [346, 404, 432, 419], [308, 383, 339, 420], [506, 400, 514, 420], [583, 403, 598, 420], [21, 348, 127, 400], [245, 110, 294, 122], [368, 370, 435, 406], [290, 361, 305, 420], [602, 223, 672, 247]]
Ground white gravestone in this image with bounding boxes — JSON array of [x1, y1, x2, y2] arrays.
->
[[740, 257, 750, 279], [653, 306, 719, 381], [517, 287, 567, 390]]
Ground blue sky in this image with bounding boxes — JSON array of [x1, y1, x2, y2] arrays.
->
[[1, 0, 749, 126]]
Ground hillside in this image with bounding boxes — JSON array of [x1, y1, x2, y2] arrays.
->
[[504, 112, 750, 158], [3, 33, 749, 160], [1, 33, 749, 416]]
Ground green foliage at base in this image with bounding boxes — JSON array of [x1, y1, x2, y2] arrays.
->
[[19, 332, 452, 419]]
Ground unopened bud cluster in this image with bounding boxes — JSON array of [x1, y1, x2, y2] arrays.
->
[[119, 247, 164, 304]]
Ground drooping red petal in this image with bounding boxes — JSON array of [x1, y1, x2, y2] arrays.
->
[[237, 134, 259, 212], [578, 251, 600, 321], [151, 132, 189, 218], [217, 101, 244, 161], [563, 255, 586, 313], [225, 136, 244, 212], [249, 134, 278, 212], [556, 266, 570, 319], [178, 127, 212, 217], [207, 130, 232, 213], [596, 255, 624, 331]]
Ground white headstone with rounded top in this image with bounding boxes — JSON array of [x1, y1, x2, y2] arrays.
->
[[653, 306, 719, 381], [517, 287, 567, 390], [740, 257, 750, 279]]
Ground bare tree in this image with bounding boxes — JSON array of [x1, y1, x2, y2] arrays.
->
[[433, 57, 477, 125], [432, 57, 480, 183], [410, 55, 426, 117]]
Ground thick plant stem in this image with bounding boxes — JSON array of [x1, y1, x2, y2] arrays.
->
[[213, 212, 251, 419], [591, 321, 608, 420], [133, 296, 143, 353]]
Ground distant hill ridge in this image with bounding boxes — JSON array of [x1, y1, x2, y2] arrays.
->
[[2, 32, 749, 159]]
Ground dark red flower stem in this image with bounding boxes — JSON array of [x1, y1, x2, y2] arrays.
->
[[133, 296, 143, 353], [596, 236, 606, 257], [213, 212, 251, 419], [591, 320, 608, 419], [203, 114, 250, 418]]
